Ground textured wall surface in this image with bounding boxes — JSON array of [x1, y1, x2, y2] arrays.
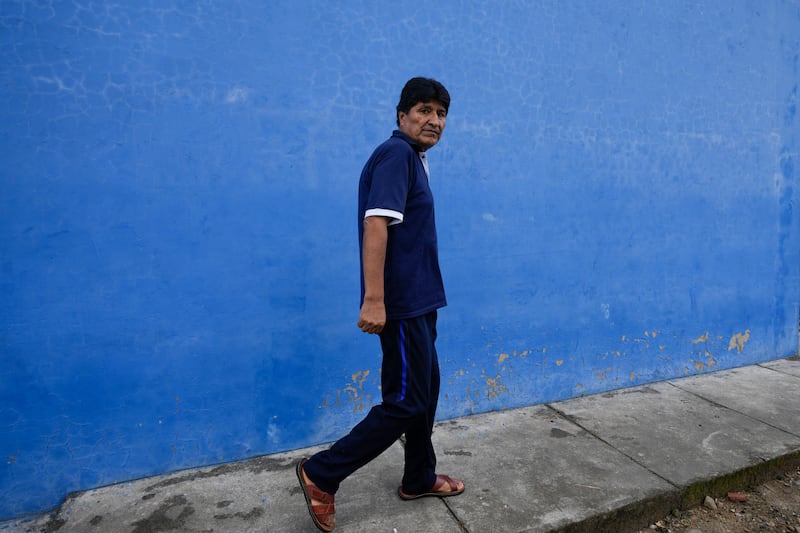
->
[[2, 0, 799, 519]]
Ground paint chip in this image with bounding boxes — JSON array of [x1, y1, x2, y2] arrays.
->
[[727, 330, 751, 353]]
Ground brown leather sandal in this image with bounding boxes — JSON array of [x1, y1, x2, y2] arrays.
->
[[398, 474, 465, 500], [296, 459, 335, 532]]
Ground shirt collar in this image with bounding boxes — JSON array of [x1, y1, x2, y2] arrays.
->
[[392, 130, 425, 152]]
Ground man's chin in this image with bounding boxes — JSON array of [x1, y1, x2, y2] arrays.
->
[[420, 138, 439, 150]]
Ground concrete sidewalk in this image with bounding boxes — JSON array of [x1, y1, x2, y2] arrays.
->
[[4, 357, 800, 533]]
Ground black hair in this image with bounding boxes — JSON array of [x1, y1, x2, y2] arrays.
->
[[396, 77, 450, 126]]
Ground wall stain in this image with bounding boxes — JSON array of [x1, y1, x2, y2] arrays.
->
[[342, 370, 372, 412], [594, 366, 612, 380], [482, 371, 508, 399], [477, 343, 549, 401], [691, 331, 718, 370], [321, 369, 377, 412], [728, 330, 750, 353]]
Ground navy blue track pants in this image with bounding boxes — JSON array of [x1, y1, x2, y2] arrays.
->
[[303, 310, 440, 495]]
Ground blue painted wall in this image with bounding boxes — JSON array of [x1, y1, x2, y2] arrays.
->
[[2, 0, 798, 519]]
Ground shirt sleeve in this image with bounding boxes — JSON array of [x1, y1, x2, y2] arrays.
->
[[365, 207, 403, 225], [364, 144, 411, 225]]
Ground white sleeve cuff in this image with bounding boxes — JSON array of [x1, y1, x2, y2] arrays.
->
[[365, 208, 403, 226]]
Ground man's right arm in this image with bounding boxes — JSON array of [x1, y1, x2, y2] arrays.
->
[[357, 215, 390, 334]]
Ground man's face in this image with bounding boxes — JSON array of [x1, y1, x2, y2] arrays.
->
[[397, 100, 447, 150]]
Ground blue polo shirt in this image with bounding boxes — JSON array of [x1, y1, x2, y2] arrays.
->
[[358, 130, 446, 320]]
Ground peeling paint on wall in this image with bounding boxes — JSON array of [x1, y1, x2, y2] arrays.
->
[[728, 330, 751, 353], [691, 331, 718, 371], [320, 369, 378, 413], [482, 371, 508, 400]]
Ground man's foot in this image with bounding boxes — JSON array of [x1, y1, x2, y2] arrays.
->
[[296, 459, 335, 532], [398, 474, 465, 500]]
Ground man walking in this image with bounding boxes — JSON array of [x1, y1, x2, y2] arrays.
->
[[297, 77, 464, 532]]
